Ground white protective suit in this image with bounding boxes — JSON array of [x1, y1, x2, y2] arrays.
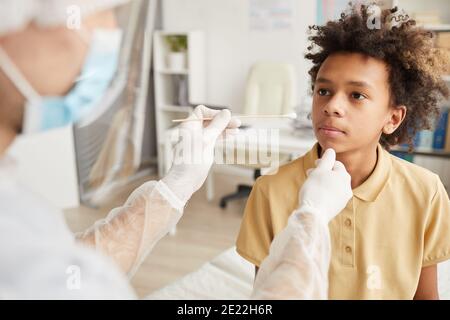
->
[[0, 156, 135, 299]]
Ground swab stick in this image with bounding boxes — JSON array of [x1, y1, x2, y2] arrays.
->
[[172, 112, 297, 123]]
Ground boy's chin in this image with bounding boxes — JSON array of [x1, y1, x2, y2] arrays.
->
[[318, 139, 349, 155]]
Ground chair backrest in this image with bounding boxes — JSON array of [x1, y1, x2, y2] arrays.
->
[[243, 62, 297, 115]]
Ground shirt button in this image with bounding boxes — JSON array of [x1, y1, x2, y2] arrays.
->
[[345, 246, 352, 253], [345, 218, 352, 227]]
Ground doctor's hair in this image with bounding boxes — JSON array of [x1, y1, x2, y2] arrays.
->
[[305, 3, 450, 149]]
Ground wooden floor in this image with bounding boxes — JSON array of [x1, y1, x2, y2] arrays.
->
[[64, 172, 252, 298]]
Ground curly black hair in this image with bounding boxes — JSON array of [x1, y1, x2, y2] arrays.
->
[[305, 2, 450, 148]]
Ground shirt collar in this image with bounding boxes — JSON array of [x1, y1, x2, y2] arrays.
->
[[302, 143, 391, 202]]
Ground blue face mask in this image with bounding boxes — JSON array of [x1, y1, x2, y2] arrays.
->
[[0, 29, 122, 134]]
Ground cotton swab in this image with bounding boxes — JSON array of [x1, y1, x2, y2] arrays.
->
[[172, 112, 297, 123]]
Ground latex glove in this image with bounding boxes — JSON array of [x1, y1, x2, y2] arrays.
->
[[298, 148, 352, 224], [162, 105, 241, 204]]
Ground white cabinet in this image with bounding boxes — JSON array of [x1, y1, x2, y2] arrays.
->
[[153, 31, 206, 176]]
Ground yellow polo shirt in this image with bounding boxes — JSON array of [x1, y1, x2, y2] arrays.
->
[[236, 144, 450, 299]]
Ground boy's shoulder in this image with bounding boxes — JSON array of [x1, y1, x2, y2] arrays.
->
[[388, 151, 440, 193]]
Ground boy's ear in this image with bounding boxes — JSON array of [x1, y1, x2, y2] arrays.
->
[[383, 105, 407, 135]]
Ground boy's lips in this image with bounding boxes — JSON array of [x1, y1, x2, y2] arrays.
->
[[318, 125, 346, 137]]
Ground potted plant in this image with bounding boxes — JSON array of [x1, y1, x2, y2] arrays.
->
[[165, 35, 188, 71]]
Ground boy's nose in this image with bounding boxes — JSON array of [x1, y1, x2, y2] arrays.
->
[[323, 94, 346, 117]]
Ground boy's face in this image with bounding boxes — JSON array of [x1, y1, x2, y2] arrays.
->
[[312, 52, 398, 154]]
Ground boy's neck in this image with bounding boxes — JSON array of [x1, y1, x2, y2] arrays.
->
[[320, 143, 378, 190]]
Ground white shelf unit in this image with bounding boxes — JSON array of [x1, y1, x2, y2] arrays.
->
[[388, 1, 450, 83], [383, 1, 450, 194], [157, 68, 190, 75], [153, 31, 206, 176], [390, 0, 450, 26]]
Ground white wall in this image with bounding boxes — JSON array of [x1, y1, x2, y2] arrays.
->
[[162, 0, 316, 113]]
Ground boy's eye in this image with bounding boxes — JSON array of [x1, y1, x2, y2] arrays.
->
[[317, 88, 330, 96], [351, 92, 366, 100]]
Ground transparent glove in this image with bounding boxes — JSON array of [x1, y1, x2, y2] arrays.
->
[[251, 148, 352, 300], [251, 211, 331, 299], [162, 105, 241, 204], [76, 180, 185, 278], [298, 148, 352, 224]]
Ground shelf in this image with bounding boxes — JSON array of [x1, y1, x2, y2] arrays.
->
[[160, 105, 193, 112], [421, 24, 450, 32], [153, 31, 206, 176], [154, 31, 191, 36], [156, 68, 189, 75], [391, 146, 450, 159]]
